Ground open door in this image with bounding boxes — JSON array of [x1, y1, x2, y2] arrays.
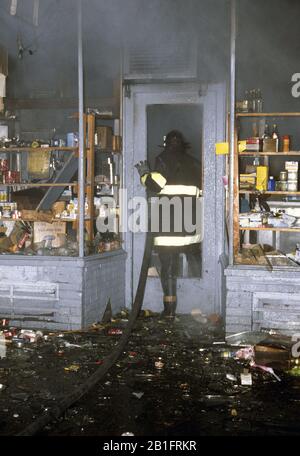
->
[[123, 82, 226, 315]]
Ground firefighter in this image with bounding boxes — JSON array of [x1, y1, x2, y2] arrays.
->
[[135, 130, 201, 318]]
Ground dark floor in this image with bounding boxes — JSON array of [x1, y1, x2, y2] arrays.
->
[[0, 312, 300, 436]]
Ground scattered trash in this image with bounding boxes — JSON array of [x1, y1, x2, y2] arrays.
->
[[132, 392, 144, 399], [154, 357, 164, 369], [19, 329, 43, 343], [190, 309, 208, 324], [207, 313, 222, 325], [64, 364, 80, 372], [226, 374, 237, 382], [286, 365, 300, 377], [240, 369, 253, 386], [139, 309, 155, 318], [249, 361, 281, 381], [0, 315, 298, 436], [107, 328, 123, 336], [226, 331, 268, 346], [62, 341, 82, 348], [235, 346, 255, 360], [219, 350, 236, 359], [10, 393, 29, 401]]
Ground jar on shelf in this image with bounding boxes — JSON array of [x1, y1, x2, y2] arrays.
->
[[282, 135, 290, 152], [280, 181, 288, 191], [279, 171, 288, 181]]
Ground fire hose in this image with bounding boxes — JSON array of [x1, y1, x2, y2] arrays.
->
[[17, 231, 153, 436]]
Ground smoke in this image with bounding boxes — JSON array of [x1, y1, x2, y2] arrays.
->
[[1, 0, 299, 121]]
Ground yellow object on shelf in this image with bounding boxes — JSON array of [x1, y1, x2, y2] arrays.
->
[[215, 142, 228, 155], [27, 149, 50, 178], [215, 140, 247, 155], [238, 140, 247, 152], [256, 166, 269, 191]]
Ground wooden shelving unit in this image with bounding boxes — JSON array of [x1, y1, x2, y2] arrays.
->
[[236, 112, 300, 117], [0, 147, 77, 153], [0, 183, 77, 187], [0, 114, 96, 242], [239, 226, 300, 232], [233, 112, 300, 262], [0, 113, 122, 249], [239, 190, 300, 195], [239, 151, 300, 156]]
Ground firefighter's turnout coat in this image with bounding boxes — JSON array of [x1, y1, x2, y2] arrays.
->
[[141, 147, 202, 248]]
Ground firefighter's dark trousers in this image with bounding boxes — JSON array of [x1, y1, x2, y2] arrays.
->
[[158, 249, 179, 314]]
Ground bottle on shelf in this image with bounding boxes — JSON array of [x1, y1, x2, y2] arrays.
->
[[267, 176, 275, 191], [249, 89, 255, 112], [282, 135, 290, 152], [244, 90, 250, 112], [262, 123, 271, 139], [256, 89, 263, 113], [271, 124, 279, 152]]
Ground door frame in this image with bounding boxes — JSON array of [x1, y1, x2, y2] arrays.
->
[[123, 82, 226, 314]]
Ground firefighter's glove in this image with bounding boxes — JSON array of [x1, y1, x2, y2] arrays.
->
[[134, 160, 150, 177]]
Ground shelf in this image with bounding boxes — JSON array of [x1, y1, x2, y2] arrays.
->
[[0, 217, 94, 223], [236, 112, 300, 117], [0, 117, 16, 121], [239, 226, 300, 232], [0, 183, 76, 188], [0, 147, 77, 153], [239, 191, 300, 195], [239, 151, 300, 156], [94, 147, 121, 154]]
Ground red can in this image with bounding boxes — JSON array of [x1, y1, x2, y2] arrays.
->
[[107, 328, 123, 335], [17, 232, 30, 249]]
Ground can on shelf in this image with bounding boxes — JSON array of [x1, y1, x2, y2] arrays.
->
[[287, 181, 298, 192], [288, 171, 298, 181], [280, 171, 288, 181], [0, 159, 8, 171], [280, 181, 288, 191]]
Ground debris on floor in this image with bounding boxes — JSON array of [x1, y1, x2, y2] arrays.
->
[[0, 311, 300, 436]]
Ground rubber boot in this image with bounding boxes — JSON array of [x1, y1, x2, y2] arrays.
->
[[161, 297, 177, 318]]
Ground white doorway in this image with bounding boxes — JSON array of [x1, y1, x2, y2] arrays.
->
[[123, 82, 226, 315]]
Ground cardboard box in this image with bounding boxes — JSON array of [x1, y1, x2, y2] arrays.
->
[[285, 161, 299, 171], [33, 221, 66, 248], [263, 138, 277, 152], [239, 173, 256, 190], [28, 149, 50, 178], [246, 137, 262, 152], [96, 126, 113, 150]]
